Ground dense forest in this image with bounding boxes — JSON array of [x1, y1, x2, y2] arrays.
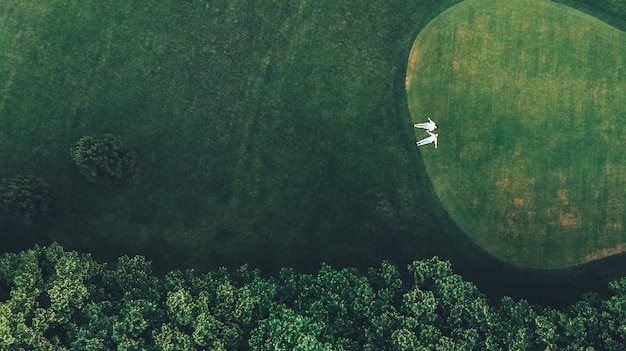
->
[[1, 244, 626, 350]]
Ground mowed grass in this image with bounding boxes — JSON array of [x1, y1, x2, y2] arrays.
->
[[0, 0, 472, 274], [407, 0, 626, 269]]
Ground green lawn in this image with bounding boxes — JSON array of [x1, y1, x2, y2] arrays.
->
[[407, 0, 626, 268]]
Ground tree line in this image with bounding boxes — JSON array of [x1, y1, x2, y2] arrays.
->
[[1, 244, 625, 350]]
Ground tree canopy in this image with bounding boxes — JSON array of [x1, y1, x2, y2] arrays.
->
[[70, 134, 139, 186], [1, 244, 626, 350], [0, 175, 53, 223]]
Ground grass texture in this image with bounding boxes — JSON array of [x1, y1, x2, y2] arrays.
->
[[0, 0, 467, 274], [407, 0, 626, 268]]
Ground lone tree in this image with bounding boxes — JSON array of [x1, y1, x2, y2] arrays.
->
[[0, 175, 53, 223], [71, 134, 139, 185]]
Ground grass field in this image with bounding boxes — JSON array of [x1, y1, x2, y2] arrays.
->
[[0, 0, 465, 273], [407, 0, 626, 268], [2, 0, 626, 305]]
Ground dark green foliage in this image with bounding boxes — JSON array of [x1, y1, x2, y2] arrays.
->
[[0, 175, 53, 223], [70, 134, 138, 185], [249, 305, 334, 351], [2, 244, 626, 350]]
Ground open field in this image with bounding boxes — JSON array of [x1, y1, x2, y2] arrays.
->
[[2, 0, 626, 304], [0, 0, 463, 273], [407, 0, 626, 268]]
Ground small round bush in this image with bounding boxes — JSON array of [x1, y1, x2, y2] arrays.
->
[[70, 134, 138, 185], [0, 175, 53, 223]]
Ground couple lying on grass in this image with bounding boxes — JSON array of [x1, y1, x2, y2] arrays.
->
[[414, 117, 438, 148]]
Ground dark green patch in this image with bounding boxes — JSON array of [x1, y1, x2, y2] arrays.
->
[[0, 0, 464, 273]]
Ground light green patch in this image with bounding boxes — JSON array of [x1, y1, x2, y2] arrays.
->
[[407, 0, 626, 268]]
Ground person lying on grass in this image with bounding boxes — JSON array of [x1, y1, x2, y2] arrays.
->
[[414, 117, 437, 131], [416, 131, 438, 148]]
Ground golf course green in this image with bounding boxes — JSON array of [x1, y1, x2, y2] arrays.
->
[[407, 0, 626, 268]]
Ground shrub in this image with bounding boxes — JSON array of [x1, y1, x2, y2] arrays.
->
[[0, 175, 53, 223], [70, 134, 139, 185]]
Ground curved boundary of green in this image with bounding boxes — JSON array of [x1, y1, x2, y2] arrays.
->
[[407, 0, 626, 269]]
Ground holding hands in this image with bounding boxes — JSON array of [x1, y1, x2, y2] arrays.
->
[[414, 117, 438, 148]]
